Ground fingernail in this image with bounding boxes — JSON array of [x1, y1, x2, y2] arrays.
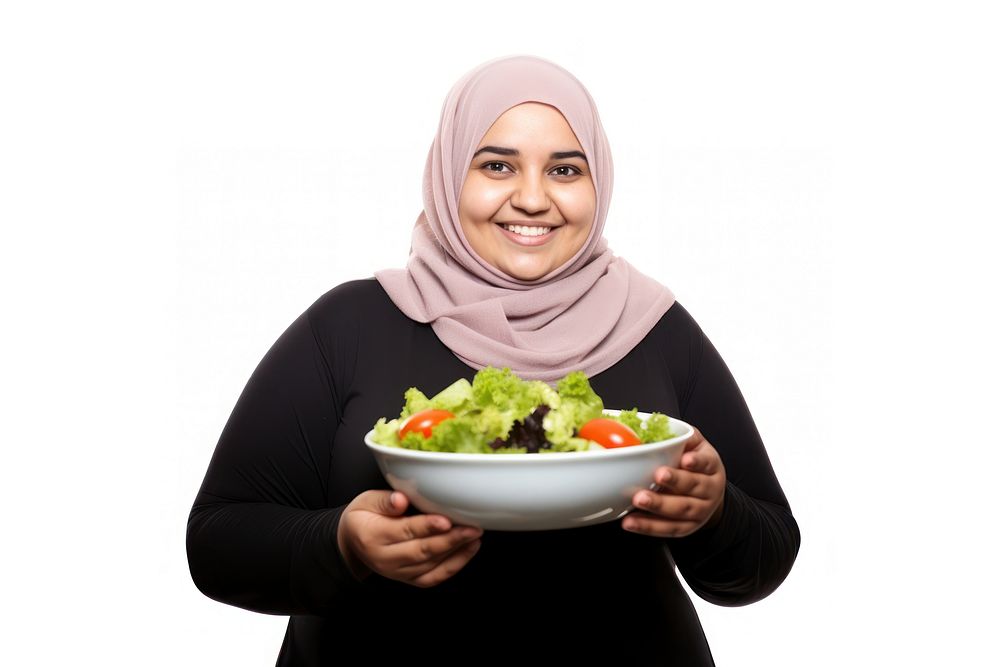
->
[[637, 493, 651, 506]]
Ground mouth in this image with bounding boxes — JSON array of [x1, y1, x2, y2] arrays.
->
[[495, 222, 560, 247]]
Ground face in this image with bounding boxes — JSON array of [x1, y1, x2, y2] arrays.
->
[[458, 102, 596, 281]]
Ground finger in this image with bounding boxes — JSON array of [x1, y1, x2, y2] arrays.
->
[[388, 522, 484, 567], [680, 448, 720, 476], [622, 512, 701, 538], [378, 512, 451, 546], [650, 467, 711, 499], [377, 491, 450, 535], [632, 491, 714, 522], [409, 538, 483, 589], [394, 530, 482, 584], [382, 491, 447, 521], [367, 489, 408, 517], [681, 427, 705, 452]]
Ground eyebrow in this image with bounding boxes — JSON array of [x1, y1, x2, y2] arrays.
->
[[472, 145, 588, 163]]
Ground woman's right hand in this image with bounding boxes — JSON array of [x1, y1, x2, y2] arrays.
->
[[336, 490, 483, 588]]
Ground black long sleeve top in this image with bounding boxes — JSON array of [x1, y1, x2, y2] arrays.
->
[[186, 278, 800, 666]]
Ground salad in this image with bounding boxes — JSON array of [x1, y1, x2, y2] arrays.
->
[[370, 366, 675, 454]]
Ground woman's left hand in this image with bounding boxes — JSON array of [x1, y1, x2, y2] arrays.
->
[[622, 427, 727, 538]]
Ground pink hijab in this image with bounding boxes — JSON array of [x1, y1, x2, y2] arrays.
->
[[374, 54, 676, 386]]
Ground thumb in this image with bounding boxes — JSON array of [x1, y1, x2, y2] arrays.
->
[[384, 490, 408, 515], [683, 427, 705, 451]]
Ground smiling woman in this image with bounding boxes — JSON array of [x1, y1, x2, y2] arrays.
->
[[459, 102, 597, 281], [186, 53, 800, 667]]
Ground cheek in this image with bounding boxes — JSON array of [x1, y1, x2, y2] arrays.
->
[[556, 184, 596, 222], [460, 178, 506, 219]]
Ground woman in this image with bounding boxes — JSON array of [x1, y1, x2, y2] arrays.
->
[[186, 54, 800, 666]]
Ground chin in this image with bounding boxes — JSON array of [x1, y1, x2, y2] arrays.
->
[[501, 265, 549, 281]]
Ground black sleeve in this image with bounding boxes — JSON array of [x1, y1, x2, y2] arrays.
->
[[185, 303, 366, 616], [665, 310, 801, 607]]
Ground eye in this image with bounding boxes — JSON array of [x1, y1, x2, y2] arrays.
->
[[552, 165, 582, 177], [481, 162, 583, 177], [483, 161, 511, 173]]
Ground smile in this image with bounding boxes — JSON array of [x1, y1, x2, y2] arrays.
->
[[496, 223, 558, 247]]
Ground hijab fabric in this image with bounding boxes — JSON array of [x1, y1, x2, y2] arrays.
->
[[374, 54, 676, 386]]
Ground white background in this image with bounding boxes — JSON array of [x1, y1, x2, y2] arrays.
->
[[2, 1, 998, 665]]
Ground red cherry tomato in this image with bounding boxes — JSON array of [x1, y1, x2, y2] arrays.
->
[[578, 418, 642, 449], [399, 409, 455, 439]]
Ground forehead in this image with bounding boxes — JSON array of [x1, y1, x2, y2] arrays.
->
[[478, 102, 582, 149]]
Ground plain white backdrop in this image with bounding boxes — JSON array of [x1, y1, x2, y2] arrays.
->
[[2, 1, 998, 665]]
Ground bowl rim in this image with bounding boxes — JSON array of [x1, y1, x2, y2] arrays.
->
[[364, 409, 694, 462]]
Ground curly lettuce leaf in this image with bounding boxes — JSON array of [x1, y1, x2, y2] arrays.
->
[[467, 367, 561, 442], [374, 366, 671, 454], [639, 413, 674, 442], [556, 371, 604, 422], [542, 370, 604, 447], [613, 408, 644, 435], [401, 387, 431, 419], [372, 416, 403, 447], [418, 417, 491, 453], [428, 378, 473, 414], [604, 409, 676, 443]]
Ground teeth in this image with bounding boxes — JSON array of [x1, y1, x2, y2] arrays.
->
[[502, 224, 553, 237]]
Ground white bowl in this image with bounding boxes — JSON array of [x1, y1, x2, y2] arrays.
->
[[363, 409, 695, 531]]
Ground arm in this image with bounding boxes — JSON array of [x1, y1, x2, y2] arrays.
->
[[185, 304, 366, 616], [665, 310, 801, 607]]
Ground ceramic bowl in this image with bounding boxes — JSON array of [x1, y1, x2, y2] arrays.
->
[[363, 409, 694, 531]]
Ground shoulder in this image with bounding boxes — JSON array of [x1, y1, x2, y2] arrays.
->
[[307, 277, 383, 309], [306, 277, 393, 314], [304, 277, 413, 333], [648, 300, 704, 350], [660, 300, 696, 327], [297, 278, 411, 387]]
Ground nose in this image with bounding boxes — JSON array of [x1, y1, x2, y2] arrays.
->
[[510, 169, 551, 214]]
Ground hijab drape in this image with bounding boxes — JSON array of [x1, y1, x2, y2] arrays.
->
[[374, 54, 676, 386]]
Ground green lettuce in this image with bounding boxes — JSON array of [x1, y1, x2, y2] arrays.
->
[[371, 365, 673, 453], [638, 412, 675, 442], [609, 408, 676, 443], [613, 408, 644, 435], [542, 370, 604, 448]]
